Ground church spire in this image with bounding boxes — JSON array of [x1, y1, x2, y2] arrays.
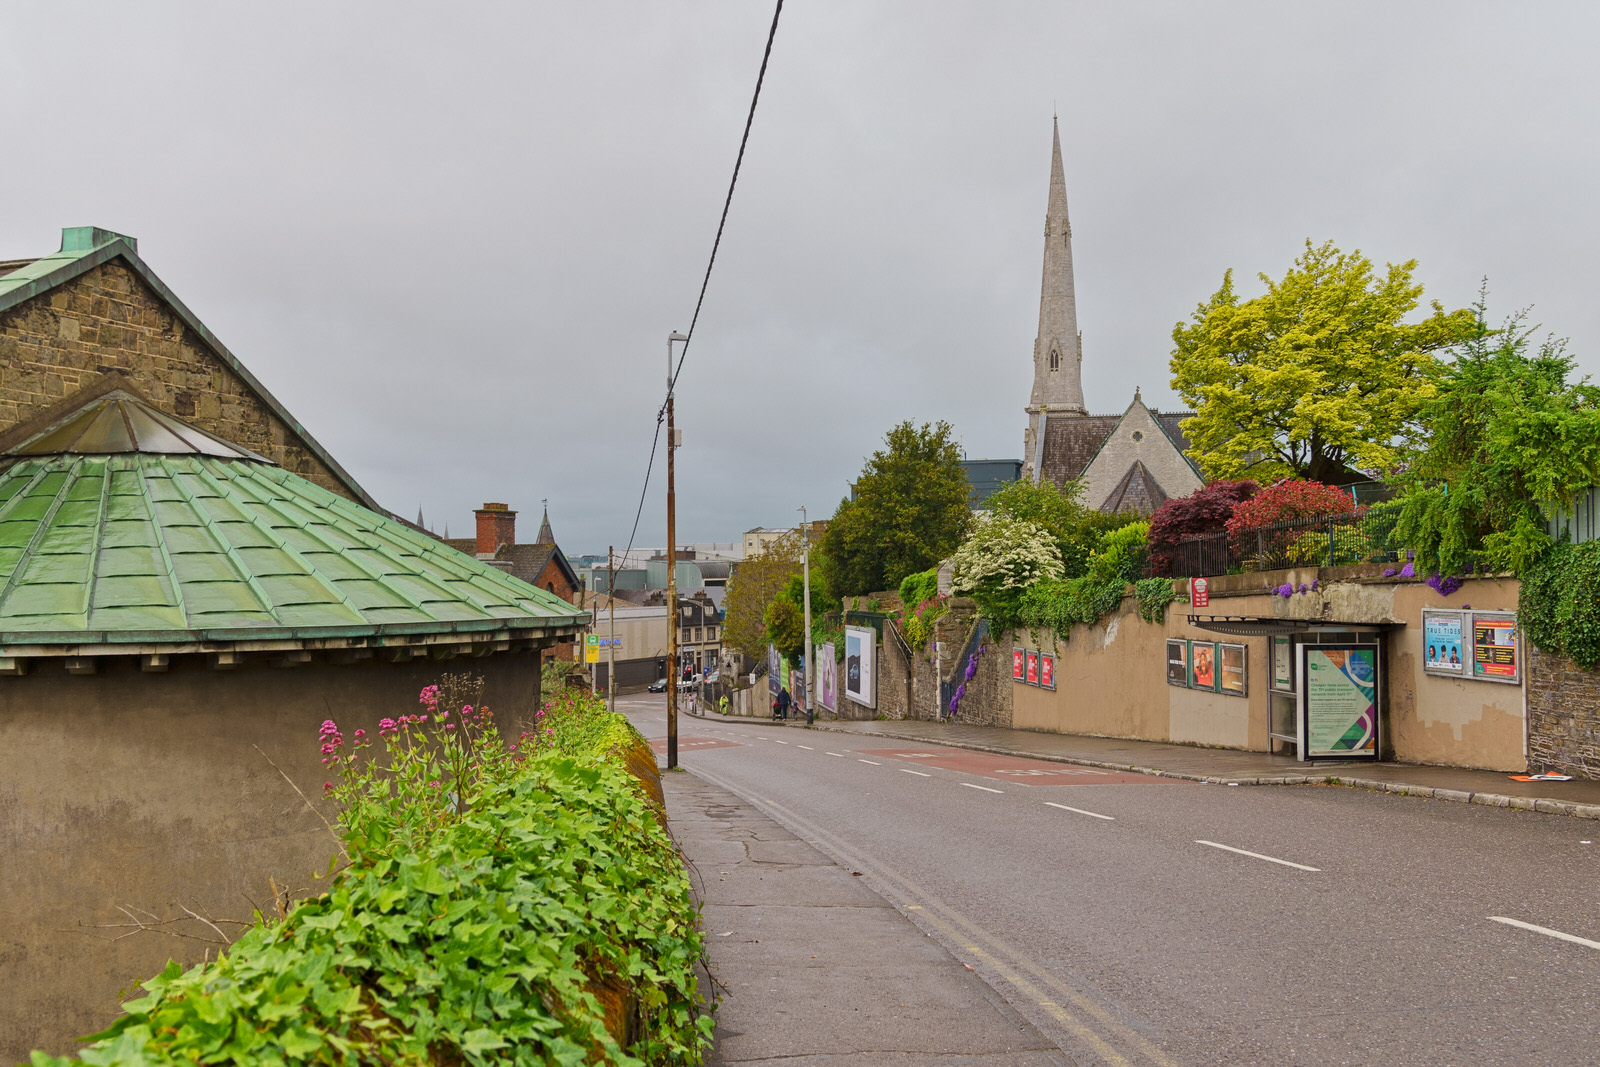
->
[[1027, 116, 1085, 417]]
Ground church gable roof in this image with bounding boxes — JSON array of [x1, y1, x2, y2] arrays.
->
[[0, 226, 383, 515], [1098, 460, 1168, 515]]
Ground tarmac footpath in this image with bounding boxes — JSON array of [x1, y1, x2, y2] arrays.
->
[[662, 766, 1073, 1066]]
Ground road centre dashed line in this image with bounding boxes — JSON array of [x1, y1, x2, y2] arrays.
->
[[827, 751, 846, 757], [797, 745, 813, 750], [773, 740, 788, 745], [900, 768, 932, 777], [858, 758, 881, 765], [1196, 840, 1319, 872], [1045, 802, 1114, 821], [1490, 916, 1600, 950], [962, 782, 1003, 794]]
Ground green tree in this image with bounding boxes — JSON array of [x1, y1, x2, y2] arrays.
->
[[1170, 240, 1475, 483], [721, 530, 802, 659], [949, 514, 1065, 628], [763, 596, 807, 660], [1395, 303, 1600, 574], [982, 477, 1135, 578], [819, 421, 972, 598]]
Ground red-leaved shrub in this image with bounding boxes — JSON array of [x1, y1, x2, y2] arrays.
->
[[1147, 480, 1258, 575], [1225, 479, 1359, 549]]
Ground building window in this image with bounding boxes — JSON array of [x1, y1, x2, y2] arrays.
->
[[1049, 345, 1060, 372], [681, 628, 692, 645]]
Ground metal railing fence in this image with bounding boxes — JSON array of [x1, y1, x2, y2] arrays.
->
[[1164, 505, 1405, 579]]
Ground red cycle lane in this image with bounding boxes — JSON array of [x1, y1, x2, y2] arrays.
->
[[855, 748, 1189, 786]]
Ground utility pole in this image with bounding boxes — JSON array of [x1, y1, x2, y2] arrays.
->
[[607, 545, 616, 714], [665, 331, 689, 769], [799, 505, 813, 726]]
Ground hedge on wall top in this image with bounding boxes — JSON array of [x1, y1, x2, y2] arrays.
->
[[1520, 541, 1600, 671]]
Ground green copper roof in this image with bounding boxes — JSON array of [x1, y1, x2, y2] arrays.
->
[[0, 450, 588, 645]]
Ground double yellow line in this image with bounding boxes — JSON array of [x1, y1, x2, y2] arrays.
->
[[688, 767, 1178, 1067]]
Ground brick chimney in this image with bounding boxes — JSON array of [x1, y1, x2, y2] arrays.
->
[[474, 502, 517, 556]]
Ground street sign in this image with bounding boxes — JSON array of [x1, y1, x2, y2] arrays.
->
[[585, 634, 600, 663], [1189, 577, 1210, 608]]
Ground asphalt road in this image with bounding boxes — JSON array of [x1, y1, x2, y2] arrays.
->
[[620, 695, 1600, 1066]]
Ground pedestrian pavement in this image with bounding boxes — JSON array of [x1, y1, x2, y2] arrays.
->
[[663, 767, 1072, 1066], [687, 706, 1600, 821]]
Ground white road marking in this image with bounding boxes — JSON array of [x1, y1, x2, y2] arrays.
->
[[962, 782, 1003, 794], [858, 759, 881, 765], [900, 769, 932, 777], [1045, 802, 1115, 821], [1489, 916, 1600, 951], [797, 745, 814, 750], [1196, 840, 1319, 872], [827, 752, 846, 757], [773, 740, 788, 745]]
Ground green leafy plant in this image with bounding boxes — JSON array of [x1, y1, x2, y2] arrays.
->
[[1520, 541, 1600, 670], [1016, 523, 1152, 639], [1134, 577, 1180, 624], [900, 595, 948, 649], [34, 685, 710, 1066], [948, 515, 1065, 628]]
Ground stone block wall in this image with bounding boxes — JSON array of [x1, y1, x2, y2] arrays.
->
[[0, 261, 355, 500], [1527, 647, 1600, 778], [947, 625, 1013, 727]]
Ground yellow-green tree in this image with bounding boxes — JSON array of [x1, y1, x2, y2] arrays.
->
[[1170, 240, 1475, 483], [721, 530, 802, 659]]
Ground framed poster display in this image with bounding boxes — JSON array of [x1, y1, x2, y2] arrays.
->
[[1166, 639, 1189, 687], [1189, 640, 1219, 691], [1298, 644, 1380, 760], [1422, 610, 1466, 676], [1025, 650, 1040, 685], [1471, 611, 1521, 684], [844, 626, 877, 709], [1271, 635, 1294, 692], [1040, 652, 1055, 690], [817, 642, 838, 711], [1013, 648, 1026, 681], [767, 644, 781, 697], [1219, 643, 1247, 697]]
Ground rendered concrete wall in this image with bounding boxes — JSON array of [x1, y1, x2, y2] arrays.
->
[[1004, 571, 1526, 771], [0, 650, 543, 1062]]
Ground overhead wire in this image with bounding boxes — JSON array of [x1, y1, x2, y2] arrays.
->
[[615, 0, 785, 566]]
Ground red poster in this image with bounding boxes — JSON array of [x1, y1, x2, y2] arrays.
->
[[1013, 648, 1025, 680], [1040, 654, 1054, 689], [1025, 650, 1039, 685], [1190, 577, 1210, 608]]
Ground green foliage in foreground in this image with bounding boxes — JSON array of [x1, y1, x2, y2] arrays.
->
[[1014, 523, 1151, 639], [34, 688, 709, 1067], [1520, 541, 1600, 671]]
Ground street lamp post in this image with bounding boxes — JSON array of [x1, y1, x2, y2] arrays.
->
[[665, 331, 689, 769], [798, 505, 813, 726]]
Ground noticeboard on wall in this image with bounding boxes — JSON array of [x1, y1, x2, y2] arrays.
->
[[1219, 643, 1247, 697], [1422, 610, 1466, 677], [1271, 635, 1294, 692], [1299, 644, 1380, 760], [1189, 640, 1219, 691], [844, 626, 876, 709], [1471, 611, 1521, 685], [1166, 639, 1189, 687]]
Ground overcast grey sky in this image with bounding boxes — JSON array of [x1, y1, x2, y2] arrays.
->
[[5, 3, 1598, 553]]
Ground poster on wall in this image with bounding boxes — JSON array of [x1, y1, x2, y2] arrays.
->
[[1025, 650, 1040, 685], [1013, 648, 1026, 681], [1422, 610, 1466, 676], [844, 625, 877, 708], [1300, 645, 1380, 760], [1471, 612, 1521, 684], [767, 644, 781, 697], [1166, 639, 1189, 687], [1190, 641, 1219, 691], [817, 642, 837, 711], [1040, 653, 1055, 689], [1219, 643, 1247, 696], [1271, 635, 1294, 692]]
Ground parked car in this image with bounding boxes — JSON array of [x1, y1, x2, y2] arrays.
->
[[647, 678, 668, 693]]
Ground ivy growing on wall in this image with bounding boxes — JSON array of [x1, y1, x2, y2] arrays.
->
[[1520, 541, 1600, 670]]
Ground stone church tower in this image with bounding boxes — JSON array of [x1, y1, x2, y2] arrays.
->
[[1017, 120, 1205, 511]]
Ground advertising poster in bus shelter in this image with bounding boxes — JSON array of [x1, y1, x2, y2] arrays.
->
[[1422, 610, 1465, 675], [1300, 645, 1380, 760], [844, 625, 876, 709], [1471, 612, 1521, 684], [817, 642, 837, 711]]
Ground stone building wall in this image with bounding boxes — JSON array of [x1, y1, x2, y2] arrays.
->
[[948, 624, 1013, 728], [0, 261, 356, 501], [1527, 647, 1600, 778]]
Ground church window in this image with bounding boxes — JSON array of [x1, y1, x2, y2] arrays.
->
[[1132, 431, 1143, 442], [1049, 345, 1060, 372]]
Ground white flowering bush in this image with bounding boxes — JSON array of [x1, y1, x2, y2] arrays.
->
[[949, 515, 1065, 626]]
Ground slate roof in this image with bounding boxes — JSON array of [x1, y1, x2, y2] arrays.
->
[[0, 397, 586, 647], [495, 542, 580, 593], [1037, 414, 1121, 484], [1098, 460, 1169, 515]]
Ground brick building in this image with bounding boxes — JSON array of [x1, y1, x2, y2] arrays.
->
[[445, 502, 583, 665]]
